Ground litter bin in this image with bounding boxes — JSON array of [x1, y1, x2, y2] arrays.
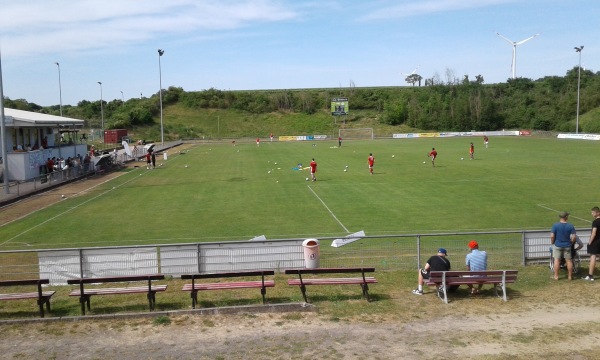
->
[[302, 239, 320, 268], [163, 151, 168, 160]]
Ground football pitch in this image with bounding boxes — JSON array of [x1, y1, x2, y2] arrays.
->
[[1, 136, 598, 250]]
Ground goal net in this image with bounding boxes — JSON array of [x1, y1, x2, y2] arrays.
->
[[339, 128, 374, 140]]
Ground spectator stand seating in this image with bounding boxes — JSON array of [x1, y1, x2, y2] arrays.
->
[[284, 267, 377, 303], [425, 270, 519, 304], [67, 274, 167, 315], [180, 270, 275, 309], [0, 279, 55, 318]]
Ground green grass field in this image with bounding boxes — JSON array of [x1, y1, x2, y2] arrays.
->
[[1, 136, 599, 250]]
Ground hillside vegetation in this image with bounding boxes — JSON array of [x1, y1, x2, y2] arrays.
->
[[5, 66, 600, 140]]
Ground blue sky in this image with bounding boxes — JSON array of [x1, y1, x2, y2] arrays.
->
[[0, 0, 598, 106]]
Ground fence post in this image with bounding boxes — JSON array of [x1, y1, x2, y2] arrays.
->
[[197, 243, 201, 273], [78, 248, 85, 278], [521, 231, 526, 266], [416, 234, 421, 269]]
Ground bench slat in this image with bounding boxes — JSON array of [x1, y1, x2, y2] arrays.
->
[[285, 267, 375, 275], [182, 280, 275, 291], [69, 285, 167, 296], [0, 291, 56, 301], [424, 270, 518, 303], [288, 277, 377, 286]]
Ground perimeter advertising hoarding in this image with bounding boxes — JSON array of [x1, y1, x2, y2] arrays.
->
[[331, 98, 349, 115]]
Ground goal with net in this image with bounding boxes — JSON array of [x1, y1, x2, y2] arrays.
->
[[338, 128, 374, 140]]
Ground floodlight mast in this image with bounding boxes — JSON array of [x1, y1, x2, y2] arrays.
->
[[496, 32, 540, 79]]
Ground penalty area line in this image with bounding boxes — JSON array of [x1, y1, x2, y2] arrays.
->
[[537, 204, 591, 223], [307, 185, 349, 233]]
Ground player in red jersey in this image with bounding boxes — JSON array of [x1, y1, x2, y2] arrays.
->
[[483, 135, 489, 149], [368, 153, 375, 175], [309, 158, 317, 181], [256, 138, 260, 146], [428, 148, 438, 167], [469, 142, 475, 160]]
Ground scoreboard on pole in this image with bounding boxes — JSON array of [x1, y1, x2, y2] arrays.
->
[[331, 97, 349, 116]]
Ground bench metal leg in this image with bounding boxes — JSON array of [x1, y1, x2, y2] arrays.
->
[[260, 286, 267, 304], [299, 284, 309, 303], [360, 283, 371, 302], [79, 295, 90, 315], [147, 291, 157, 311], [190, 290, 198, 309], [36, 298, 47, 318]]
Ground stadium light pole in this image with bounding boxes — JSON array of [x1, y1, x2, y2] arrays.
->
[[97, 81, 104, 133], [158, 49, 164, 145], [0, 49, 9, 193], [54, 62, 63, 117], [120, 90, 124, 105], [575, 46, 584, 134]]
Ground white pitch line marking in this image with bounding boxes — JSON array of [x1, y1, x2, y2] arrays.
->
[[308, 185, 349, 233], [537, 204, 591, 223]]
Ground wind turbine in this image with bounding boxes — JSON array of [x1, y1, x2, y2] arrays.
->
[[400, 65, 419, 77], [496, 32, 540, 79]]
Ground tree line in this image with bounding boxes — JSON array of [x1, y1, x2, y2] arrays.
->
[[4, 66, 600, 133]]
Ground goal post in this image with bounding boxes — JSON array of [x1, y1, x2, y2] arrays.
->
[[339, 128, 374, 140]]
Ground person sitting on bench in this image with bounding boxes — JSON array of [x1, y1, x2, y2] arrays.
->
[[413, 248, 451, 295], [466, 240, 488, 294]]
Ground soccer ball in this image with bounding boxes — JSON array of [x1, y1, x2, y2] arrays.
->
[[461, 157, 464, 160], [423, 161, 426, 164], [306, 177, 309, 181], [268, 171, 271, 174], [61, 194, 65, 198], [392, 155, 395, 158], [185, 165, 188, 168], [345, 165, 348, 168], [344, 169, 347, 172]]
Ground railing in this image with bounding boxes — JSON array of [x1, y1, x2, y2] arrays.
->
[[0, 229, 588, 284]]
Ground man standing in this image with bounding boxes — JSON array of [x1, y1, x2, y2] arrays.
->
[[483, 135, 489, 149], [551, 211, 577, 280], [368, 153, 375, 175], [309, 158, 317, 182], [256, 138, 260, 146], [428, 147, 438, 167], [466, 240, 488, 294], [584, 207, 600, 281], [412, 248, 451, 295], [469, 142, 475, 160], [338, 136, 342, 147]]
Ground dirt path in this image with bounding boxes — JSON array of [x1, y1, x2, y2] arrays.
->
[[1, 303, 599, 359]]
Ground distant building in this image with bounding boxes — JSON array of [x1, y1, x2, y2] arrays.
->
[[1, 108, 85, 181]]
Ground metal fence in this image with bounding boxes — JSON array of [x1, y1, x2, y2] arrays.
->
[[0, 229, 590, 284]]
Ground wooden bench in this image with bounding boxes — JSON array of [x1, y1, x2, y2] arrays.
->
[[181, 270, 275, 309], [425, 270, 518, 304], [0, 279, 55, 318], [67, 274, 167, 315], [285, 267, 377, 303]]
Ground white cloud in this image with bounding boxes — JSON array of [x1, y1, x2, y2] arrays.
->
[[359, 0, 517, 21], [0, 0, 299, 57]]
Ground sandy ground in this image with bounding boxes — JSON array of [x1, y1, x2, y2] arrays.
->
[[0, 304, 599, 360]]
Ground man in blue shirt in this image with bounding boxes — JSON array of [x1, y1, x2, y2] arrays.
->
[[466, 240, 488, 294], [551, 211, 577, 280]]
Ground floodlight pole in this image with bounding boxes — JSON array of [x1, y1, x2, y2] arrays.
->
[[98, 81, 104, 134], [575, 46, 584, 134], [158, 49, 164, 145], [120, 90, 124, 105], [0, 49, 9, 193], [55, 62, 63, 117]]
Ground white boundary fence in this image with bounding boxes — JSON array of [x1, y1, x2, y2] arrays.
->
[[0, 229, 592, 284]]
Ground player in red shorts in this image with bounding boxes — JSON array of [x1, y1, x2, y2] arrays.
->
[[428, 148, 437, 167], [368, 153, 375, 175], [469, 142, 475, 160], [309, 158, 317, 181]]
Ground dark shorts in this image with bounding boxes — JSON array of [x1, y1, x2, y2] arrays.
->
[[420, 269, 430, 279], [588, 241, 600, 255]]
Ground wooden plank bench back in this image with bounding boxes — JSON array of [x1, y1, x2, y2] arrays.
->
[[67, 274, 167, 315], [425, 270, 518, 303], [181, 270, 275, 309], [0, 279, 55, 318], [284, 267, 377, 303]]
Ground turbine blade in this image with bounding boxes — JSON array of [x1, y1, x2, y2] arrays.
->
[[496, 32, 514, 44], [516, 33, 540, 45]]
